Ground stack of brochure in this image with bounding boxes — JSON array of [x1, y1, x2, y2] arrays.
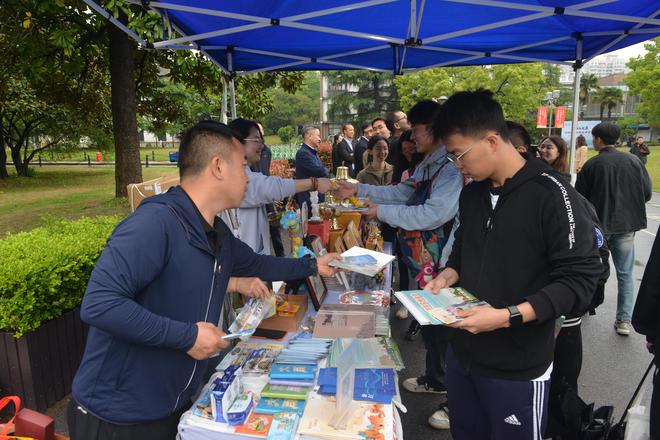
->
[[326, 338, 404, 371], [275, 337, 333, 365], [328, 247, 395, 277], [394, 287, 489, 325]]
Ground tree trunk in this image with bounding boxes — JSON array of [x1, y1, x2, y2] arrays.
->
[[0, 112, 8, 178], [10, 145, 24, 176], [108, 9, 142, 198]]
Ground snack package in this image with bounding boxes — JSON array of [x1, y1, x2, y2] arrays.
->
[[228, 297, 277, 340], [227, 392, 254, 425]]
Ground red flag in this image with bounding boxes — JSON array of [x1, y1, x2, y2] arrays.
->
[[537, 106, 548, 128], [554, 106, 566, 128]]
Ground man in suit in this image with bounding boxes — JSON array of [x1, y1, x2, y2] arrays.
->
[[332, 123, 356, 176], [295, 126, 329, 211], [354, 121, 372, 175]]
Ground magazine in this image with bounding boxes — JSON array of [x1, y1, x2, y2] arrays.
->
[[328, 247, 395, 277], [394, 287, 489, 325]]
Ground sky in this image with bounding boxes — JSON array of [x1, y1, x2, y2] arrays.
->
[[597, 41, 649, 60]]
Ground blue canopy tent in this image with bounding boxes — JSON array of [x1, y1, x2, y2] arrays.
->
[[84, 0, 660, 176]]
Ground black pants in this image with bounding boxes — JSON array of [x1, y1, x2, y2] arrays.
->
[[421, 325, 450, 390], [269, 223, 284, 257], [652, 361, 660, 440], [67, 398, 185, 440], [552, 324, 583, 390]]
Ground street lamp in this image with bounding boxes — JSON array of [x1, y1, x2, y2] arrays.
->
[[543, 89, 561, 136]]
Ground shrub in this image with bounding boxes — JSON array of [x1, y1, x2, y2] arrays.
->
[[0, 216, 121, 337], [270, 158, 294, 178], [277, 125, 297, 144]]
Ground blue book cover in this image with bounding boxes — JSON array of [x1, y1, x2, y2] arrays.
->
[[316, 368, 396, 403], [255, 397, 306, 416], [267, 412, 299, 440], [270, 363, 316, 380]]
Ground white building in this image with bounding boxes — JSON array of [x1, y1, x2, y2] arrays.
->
[[558, 54, 630, 84]]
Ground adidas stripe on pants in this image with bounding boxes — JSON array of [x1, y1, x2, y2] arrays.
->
[[446, 346, 550, 440]]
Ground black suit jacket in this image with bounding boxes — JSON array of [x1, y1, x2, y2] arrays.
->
[[332, 139, 355, 175], [353, 136, 368, 175]]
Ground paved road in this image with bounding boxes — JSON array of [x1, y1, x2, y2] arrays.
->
[[393, 192, 660, 439]]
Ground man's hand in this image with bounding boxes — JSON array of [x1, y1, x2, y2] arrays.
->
[[228, 276, 270, 299], [333, 180, 358, 200], [316, 252, 342, 277], [448, 307, 509, 334], [424, 268, 459, 294], [187, 322, 229, 360], [363, 200, 378, 221], [317, 178, 332, 194]]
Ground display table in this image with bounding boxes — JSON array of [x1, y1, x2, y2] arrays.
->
[[177, 244, 401, 440]]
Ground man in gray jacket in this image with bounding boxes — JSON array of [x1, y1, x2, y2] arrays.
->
[[226, 119, 332, 254]]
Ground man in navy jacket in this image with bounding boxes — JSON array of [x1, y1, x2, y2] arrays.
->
[[295, 126, 329, 210], [68, 121, 338, 439]]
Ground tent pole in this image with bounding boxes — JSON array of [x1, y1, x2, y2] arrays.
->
[[230, 79, 237, 120], [222, 78, 228, 124], [227, 50, 237, 119], [569, 38, 583, 184]]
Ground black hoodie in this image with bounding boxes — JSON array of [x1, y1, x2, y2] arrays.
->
[[447, 159, 602, 380]]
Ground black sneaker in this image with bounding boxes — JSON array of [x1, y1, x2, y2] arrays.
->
[[405, 320, 421, 341]]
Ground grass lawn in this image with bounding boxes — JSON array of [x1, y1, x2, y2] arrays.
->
[[0, 166, 178, 236]]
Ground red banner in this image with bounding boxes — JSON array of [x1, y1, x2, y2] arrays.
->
[[537, 106, 548, 128], [554, 106, 566, 128]]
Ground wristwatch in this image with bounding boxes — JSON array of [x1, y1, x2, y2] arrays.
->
[[507, 305, 523, 328]]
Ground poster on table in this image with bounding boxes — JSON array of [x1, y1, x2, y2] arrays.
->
[[561, 120, 602, 148]]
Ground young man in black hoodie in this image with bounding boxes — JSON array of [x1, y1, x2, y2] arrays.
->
[[425, 90, 602, 440]]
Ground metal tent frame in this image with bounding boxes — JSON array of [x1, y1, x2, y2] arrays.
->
[[83, 0, 660, 177]]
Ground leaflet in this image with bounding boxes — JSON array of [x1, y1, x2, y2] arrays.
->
[[394, 287, 489, 325]]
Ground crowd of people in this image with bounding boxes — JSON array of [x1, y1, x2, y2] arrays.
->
[[67, 89, 656, 440]]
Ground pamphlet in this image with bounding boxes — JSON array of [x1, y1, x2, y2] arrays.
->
[[235, 413, 273, 437], [312, 309, 375, 339], [255, 397, 307, 416], [394, 287, 489, 325], [267, 412, 300, 440], [329, 247, 395, 277]]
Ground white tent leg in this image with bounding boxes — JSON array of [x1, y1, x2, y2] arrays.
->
[[230, 79, 237, 120], [222, 78, 228, 124], [569, 38, 583, 184]]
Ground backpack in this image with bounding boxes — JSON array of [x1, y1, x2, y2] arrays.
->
[[397, 160, 454, 287]]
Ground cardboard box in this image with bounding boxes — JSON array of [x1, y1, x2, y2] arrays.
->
[[127, 174, 180, 211], [258, 295, 308, 333]]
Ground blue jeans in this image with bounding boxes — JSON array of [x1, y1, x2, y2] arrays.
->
[[606, 232, 636, 322]]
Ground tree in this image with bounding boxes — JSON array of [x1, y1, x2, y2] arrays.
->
[[579, 73, 600, 107], [394, 63, 548, 133], [626, 37, 660, 127], [1, 0, 305, 194], [325, 71, 399, 125], [595, 87, 624, 120], [263, 72, 320, 135]]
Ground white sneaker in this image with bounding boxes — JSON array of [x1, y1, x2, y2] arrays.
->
[[614, 320, 631, 336], [395, 306, 409, 319], [402, 377, 447, 394], [428, 405, 450, 430]]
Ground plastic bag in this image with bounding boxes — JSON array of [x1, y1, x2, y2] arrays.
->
[[227, 297, 276, 340]]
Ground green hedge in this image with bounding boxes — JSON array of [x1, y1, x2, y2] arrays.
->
[[0, 216, 120, 337]]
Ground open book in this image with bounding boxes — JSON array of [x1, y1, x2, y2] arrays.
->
[[394, 288, 489, 325], [329, 247, 395, 277]]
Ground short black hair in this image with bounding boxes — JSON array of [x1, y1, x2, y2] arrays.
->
[[178, 120, 241, 179], [228, 118, 261, 141], [408, 100, 441, 126], [432, 89, 510, 142], [399, 129, 413, 144], [367, 135, 389, 150], [361, 121, 372, 132], [372, 117, 386, 127], [385, 112, 397, 132], [591, 122, 620, 145], [506, 121, 531, 149]]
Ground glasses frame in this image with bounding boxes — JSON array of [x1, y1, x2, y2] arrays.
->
[[447, 144, 475, 169]]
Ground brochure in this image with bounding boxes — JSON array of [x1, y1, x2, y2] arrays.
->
[[394, 287, 489, 325], [270, 363, 317, 381], [255, 397, 307, 416], [235, 413, 273, 437], [312, 309, 375, 339], [317, 368, 397, 404], [260, 383, 311, 400], [328, 247, 395, 277], [267, 412, 300, 440]]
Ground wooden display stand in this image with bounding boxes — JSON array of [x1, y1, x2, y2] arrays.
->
[[328, 228, 345, 252], [337, 212, 361, 231]]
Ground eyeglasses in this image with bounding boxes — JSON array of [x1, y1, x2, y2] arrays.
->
[[446, 145, 475, 169], [395, 115, 407, 123]]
